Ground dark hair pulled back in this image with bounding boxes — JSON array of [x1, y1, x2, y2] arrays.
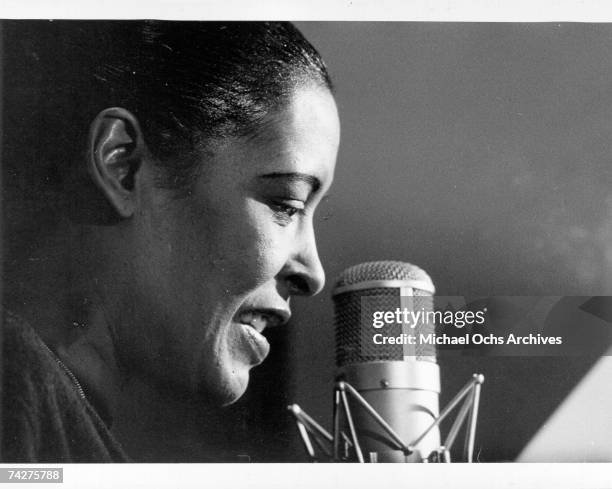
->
[[7, 21, 332, 193]]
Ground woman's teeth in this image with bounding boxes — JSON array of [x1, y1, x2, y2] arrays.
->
[[238, 312, 269, 332]]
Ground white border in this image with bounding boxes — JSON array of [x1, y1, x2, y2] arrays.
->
[[1, 0, 612, 21], [2, 463, 612, 489]]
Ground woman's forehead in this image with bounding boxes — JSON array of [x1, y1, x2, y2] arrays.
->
[[207, 86, 339, 185]]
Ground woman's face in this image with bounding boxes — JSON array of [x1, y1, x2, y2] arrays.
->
[[126, 85, 340, 404]]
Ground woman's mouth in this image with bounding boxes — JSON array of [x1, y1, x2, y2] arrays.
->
[[238, 311, 277, 332], [236, 309, 289, 364]]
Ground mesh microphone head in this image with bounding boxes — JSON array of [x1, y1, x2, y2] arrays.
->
[[333, 261, 436, 367]]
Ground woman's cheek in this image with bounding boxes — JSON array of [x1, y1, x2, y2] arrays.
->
[[233, 204, 293, 287], [252, 226, 290, 280]]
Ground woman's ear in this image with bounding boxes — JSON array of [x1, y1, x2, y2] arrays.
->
[[87, 107, 146, 218]]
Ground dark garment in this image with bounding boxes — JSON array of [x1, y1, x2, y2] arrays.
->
[[1, 310, 130, 462]]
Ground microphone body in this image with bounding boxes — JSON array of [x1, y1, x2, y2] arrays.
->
[[339, 361, 440, 462], [333, 261, 441, 462]]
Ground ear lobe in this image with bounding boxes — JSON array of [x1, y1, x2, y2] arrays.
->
[[87, 107, 146, 218]]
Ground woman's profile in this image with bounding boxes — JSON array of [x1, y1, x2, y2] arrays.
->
[[1, 21, 340, 462]]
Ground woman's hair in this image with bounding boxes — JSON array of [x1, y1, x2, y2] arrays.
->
[[6, 21, 332, 193]]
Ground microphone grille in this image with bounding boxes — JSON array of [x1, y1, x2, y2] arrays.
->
[[333, 261, 436, 367], [334, 260, 433, 289]]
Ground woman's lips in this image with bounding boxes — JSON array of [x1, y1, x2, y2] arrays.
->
[[235, 307, 290, 364], [240, 323, 270, 364]]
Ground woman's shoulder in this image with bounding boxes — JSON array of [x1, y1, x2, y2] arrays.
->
[[2, 309, 82, 403], [2, 309, 62, 393], [2, 308, 130, 462]]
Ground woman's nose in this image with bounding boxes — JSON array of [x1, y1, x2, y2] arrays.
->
[[282, 231, 326, 297]]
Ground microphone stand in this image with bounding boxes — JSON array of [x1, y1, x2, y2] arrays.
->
[[288, 373, 484, 463]]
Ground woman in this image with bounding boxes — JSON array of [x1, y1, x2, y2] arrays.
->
[[2, 21, 340, 462]]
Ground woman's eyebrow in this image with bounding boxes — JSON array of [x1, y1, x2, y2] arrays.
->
[[257, 172, 321, 193]]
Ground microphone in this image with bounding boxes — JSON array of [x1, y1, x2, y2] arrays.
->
[[333, 261, 440, 462], [288, 260, 484, 463]]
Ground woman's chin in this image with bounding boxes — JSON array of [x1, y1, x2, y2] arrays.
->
[[197, 367, 251, 407]]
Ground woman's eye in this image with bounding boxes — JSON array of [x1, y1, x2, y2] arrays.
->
[[278, 205, 299, 217], [270, 200, 305, 223]]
